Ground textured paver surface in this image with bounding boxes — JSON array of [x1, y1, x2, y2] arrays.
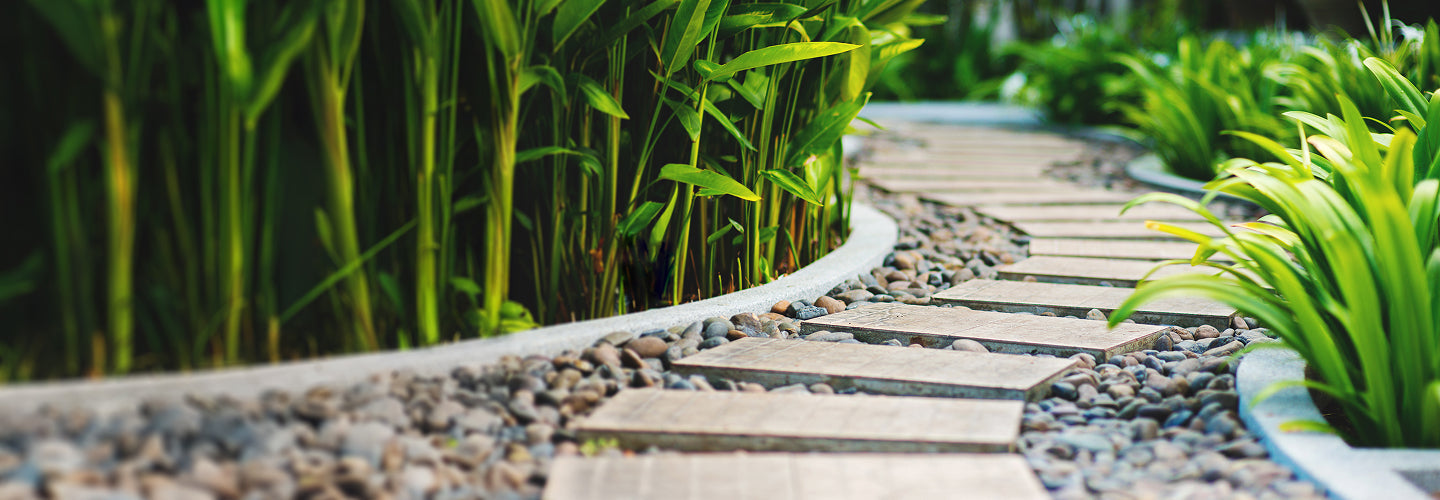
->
[[1027, 237, 1218, 261], [1010, 221, 1225, 239], [545, 453, 1049, 500], [928, 191, 1137, 205], [800, 303, 1162, 360], [672, 337, 1075, 401], [998, 255, 1220, 287], [574, 389, 1024, 453], [934, 279, 1234, 328], [974, 203, 1207, 222]]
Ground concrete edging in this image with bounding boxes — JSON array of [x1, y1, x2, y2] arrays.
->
[[0, 204, 898, 416], [1124, 153, 1258, 209], [1237, 347, 1440, 499]]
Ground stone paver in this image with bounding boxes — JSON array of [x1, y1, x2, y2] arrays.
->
[[928, 191, 1136, 205], [1010, 221, 1225, 239], [800, 302, 1161, 360], [671, 337, 1075, 401], [871, 178, 1079, 193], [860, 165, 1046, 179], [998, 255, 1219, 287], [574, 389, 1024, 453], [933, 279, 1234, 328], [976, 203, 1206, 222], [544, 453, 1048, 500], [1027, 238, 1227, 261]]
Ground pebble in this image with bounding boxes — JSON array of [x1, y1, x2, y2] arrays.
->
[[794, 306, 828, 320], [950, 339, 988, 353], [813, 296, 846, 314], [625, 336, 669, 358], [803, 331, 853, 342]]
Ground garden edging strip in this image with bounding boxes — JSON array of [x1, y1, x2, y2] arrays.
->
[[1237, 347, 1440, 499], [0, 204, 896, 417]]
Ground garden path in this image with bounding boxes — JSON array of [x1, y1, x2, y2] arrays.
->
[[545, 121, 1237, 499]]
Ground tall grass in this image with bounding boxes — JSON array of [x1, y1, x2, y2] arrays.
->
[[2, 0, 926, 379]]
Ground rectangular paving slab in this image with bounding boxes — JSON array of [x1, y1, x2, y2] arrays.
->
[[933, 279, 1234, 328], [871, 178, 1078, 193], [975, 204, 1207, 222], [860, 165, 1045, 179], [544, 453, 1048, 500], [928, 191, 1136, 206], [799, 302, 1161, 360], [997, 256, 1220, 287], [671, 337, 1075, 401], [574, 389, 1024, 453], [1027, 238, 1223, 261], [1011, 221, 1226, 239]]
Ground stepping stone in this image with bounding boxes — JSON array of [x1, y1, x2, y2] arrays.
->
[[998, 256, 1219, 287], [863, 159, 1051, 173], [861, 165, 1046, 179], [671, 337, 1075, 401], [800, 302, 1161, 360], [928, 191, 1135, 206], [975, 204, 1207, 222], [861, 168, 1041, 181], [574, 389, 1023, 453], [933, 279, 1235, 328], [545, 453, 1048, 500], [1011, 221, 1226, 239], [1028, 238, 1227, 261], [871, 178, 1078, 193]]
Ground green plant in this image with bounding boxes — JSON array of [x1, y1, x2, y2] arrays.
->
[[1109, 85, 1440, 447], [1117, 35, 1291, 181]]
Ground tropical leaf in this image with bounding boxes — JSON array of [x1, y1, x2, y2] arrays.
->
[[659, 163, 760, 201], [703, 42, 859, 83], [553, 0, 607, 49]]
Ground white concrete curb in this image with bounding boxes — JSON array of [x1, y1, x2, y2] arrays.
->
[[1237, 347, 1440, 499], [0, 204, 897, 416]]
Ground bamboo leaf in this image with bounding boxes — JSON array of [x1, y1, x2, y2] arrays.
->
[[718, 2, 806, 37], [553, 0, 607, 49], [519, 65, 567, 101], [663, 98, 702, 140], [596, 0, 679, 47], [247, 2, 321, 123], [660, 0, 713, 76], [576, 75, 629, 119], [705, 42, 860, 83], [450, 277, 481, 296], [762, 169, 823, 205], [25, 0, 105, 78], [46, 121, 96, 175], [472, 0, 522, 58], [659, 163, 760, 201], [618, 202, 664, 238], [786, 92, 869, 167]]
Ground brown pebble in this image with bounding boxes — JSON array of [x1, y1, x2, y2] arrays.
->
[[771, 300, 790, 315], [1195, 325, 1220, 339], [620, 348, 646, 369], [624, 336, 669, 358], [814, 296, 845, 314], [738, 382, 767, 393], [760, 312, 787, 321], [726, 329, 748, 341], [590, 343, 622, 369]]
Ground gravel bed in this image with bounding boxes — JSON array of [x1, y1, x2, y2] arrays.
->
[[0, 135, 1306, 499]]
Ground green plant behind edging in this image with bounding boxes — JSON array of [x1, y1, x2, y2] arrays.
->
[[1110, 84, 1440, 448]]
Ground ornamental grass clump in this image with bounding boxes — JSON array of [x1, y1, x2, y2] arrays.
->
[[1108, 62, 1440, 447]]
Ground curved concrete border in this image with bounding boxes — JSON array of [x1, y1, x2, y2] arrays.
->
[[1237, 347, 1440, 499], [0, 204, 897, 416], [1125, 154, 1258, 209]]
